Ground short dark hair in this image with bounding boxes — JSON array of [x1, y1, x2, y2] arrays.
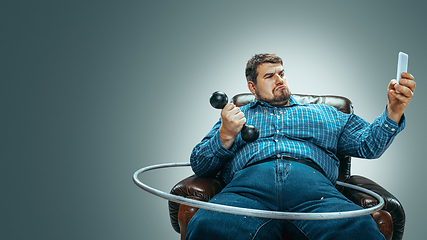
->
[[245, 53, 283, 84]]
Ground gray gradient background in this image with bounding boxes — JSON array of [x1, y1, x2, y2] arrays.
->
[[2, 1, 426, 239]]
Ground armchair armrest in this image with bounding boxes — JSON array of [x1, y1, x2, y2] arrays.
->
[[169, 175, 225, 238], [341, 175, 405, 240]]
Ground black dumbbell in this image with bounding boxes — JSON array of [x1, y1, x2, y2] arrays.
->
[[210, 91, 259, 142]]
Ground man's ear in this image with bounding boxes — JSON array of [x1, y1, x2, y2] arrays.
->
[[248, 81, 256, 95]]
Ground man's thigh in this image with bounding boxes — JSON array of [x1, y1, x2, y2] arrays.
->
[[186, 191, 282, 240], [287, 192, 385, 240], [278, 161, 385, 240]]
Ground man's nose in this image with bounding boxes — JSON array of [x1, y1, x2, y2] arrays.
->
[[274, 74, 284, 84]]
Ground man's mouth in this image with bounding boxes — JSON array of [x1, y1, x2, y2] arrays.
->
[[275, 85, 287, 91]]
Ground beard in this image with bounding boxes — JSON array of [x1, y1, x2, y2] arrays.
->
[[255, 88, 291, 106]]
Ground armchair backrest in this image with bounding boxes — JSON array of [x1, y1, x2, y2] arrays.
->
[[231, 93, 354, 182]]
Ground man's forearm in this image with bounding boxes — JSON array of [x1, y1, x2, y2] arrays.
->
[[386, 102, 403, 124], [338, 109, 404, 159], [218, 126, 236, 150], [190, 129, 235, 178]]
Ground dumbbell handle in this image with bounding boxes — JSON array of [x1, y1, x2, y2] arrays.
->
[[210, 91, 259, 142]]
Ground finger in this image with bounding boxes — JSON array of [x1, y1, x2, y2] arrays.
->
[[223, 103, 235, 111], [228, 105, 244, 117], [239, 117, 247, 126], [389, 86, 408, 102], [388, 79, 398, 90], [401, 72, 414, 80], [399, 78, 416, 92], [394, 84, 414, 99], [234, 111, 245, 120], [221, 103, 235, 121], [222, 105, 244, 123], [227, 112, 246, 128]]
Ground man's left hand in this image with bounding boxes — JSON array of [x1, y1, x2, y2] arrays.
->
[[387, 72, 416, 123]]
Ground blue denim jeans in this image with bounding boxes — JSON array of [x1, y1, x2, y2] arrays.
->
[[186, 160, 385, 240]]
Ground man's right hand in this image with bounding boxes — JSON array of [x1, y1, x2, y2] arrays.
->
[[218, 103, 246, 149]]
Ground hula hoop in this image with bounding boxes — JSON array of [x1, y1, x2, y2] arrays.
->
[[133, 162, 384, 220]]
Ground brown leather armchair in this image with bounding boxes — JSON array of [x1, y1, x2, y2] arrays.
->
[[168, 94, 405, 240]]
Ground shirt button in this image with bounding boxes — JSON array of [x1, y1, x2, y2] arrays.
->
[[391, 128, 396, 132], [385, 124, 389, 128], [276, 154, 281, 158], [276, 130, 280, 133], [274, 139, 278, 142]]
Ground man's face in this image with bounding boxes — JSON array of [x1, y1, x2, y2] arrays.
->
[[248, 62, 290, 106]]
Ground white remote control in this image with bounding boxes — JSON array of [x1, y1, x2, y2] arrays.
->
[[396, 52, 408, 91]]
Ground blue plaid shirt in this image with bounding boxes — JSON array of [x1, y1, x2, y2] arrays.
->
[[190, 96, 405, 184]]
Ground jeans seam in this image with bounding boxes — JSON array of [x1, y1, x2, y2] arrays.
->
[[287, 220, 311, 240], [250, 219, 274, 240]]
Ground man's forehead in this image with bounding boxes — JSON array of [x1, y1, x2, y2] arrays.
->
[[258, 63, 284, 74]]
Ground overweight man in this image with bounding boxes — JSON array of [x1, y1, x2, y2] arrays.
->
[[186, 53, 416, 240]]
